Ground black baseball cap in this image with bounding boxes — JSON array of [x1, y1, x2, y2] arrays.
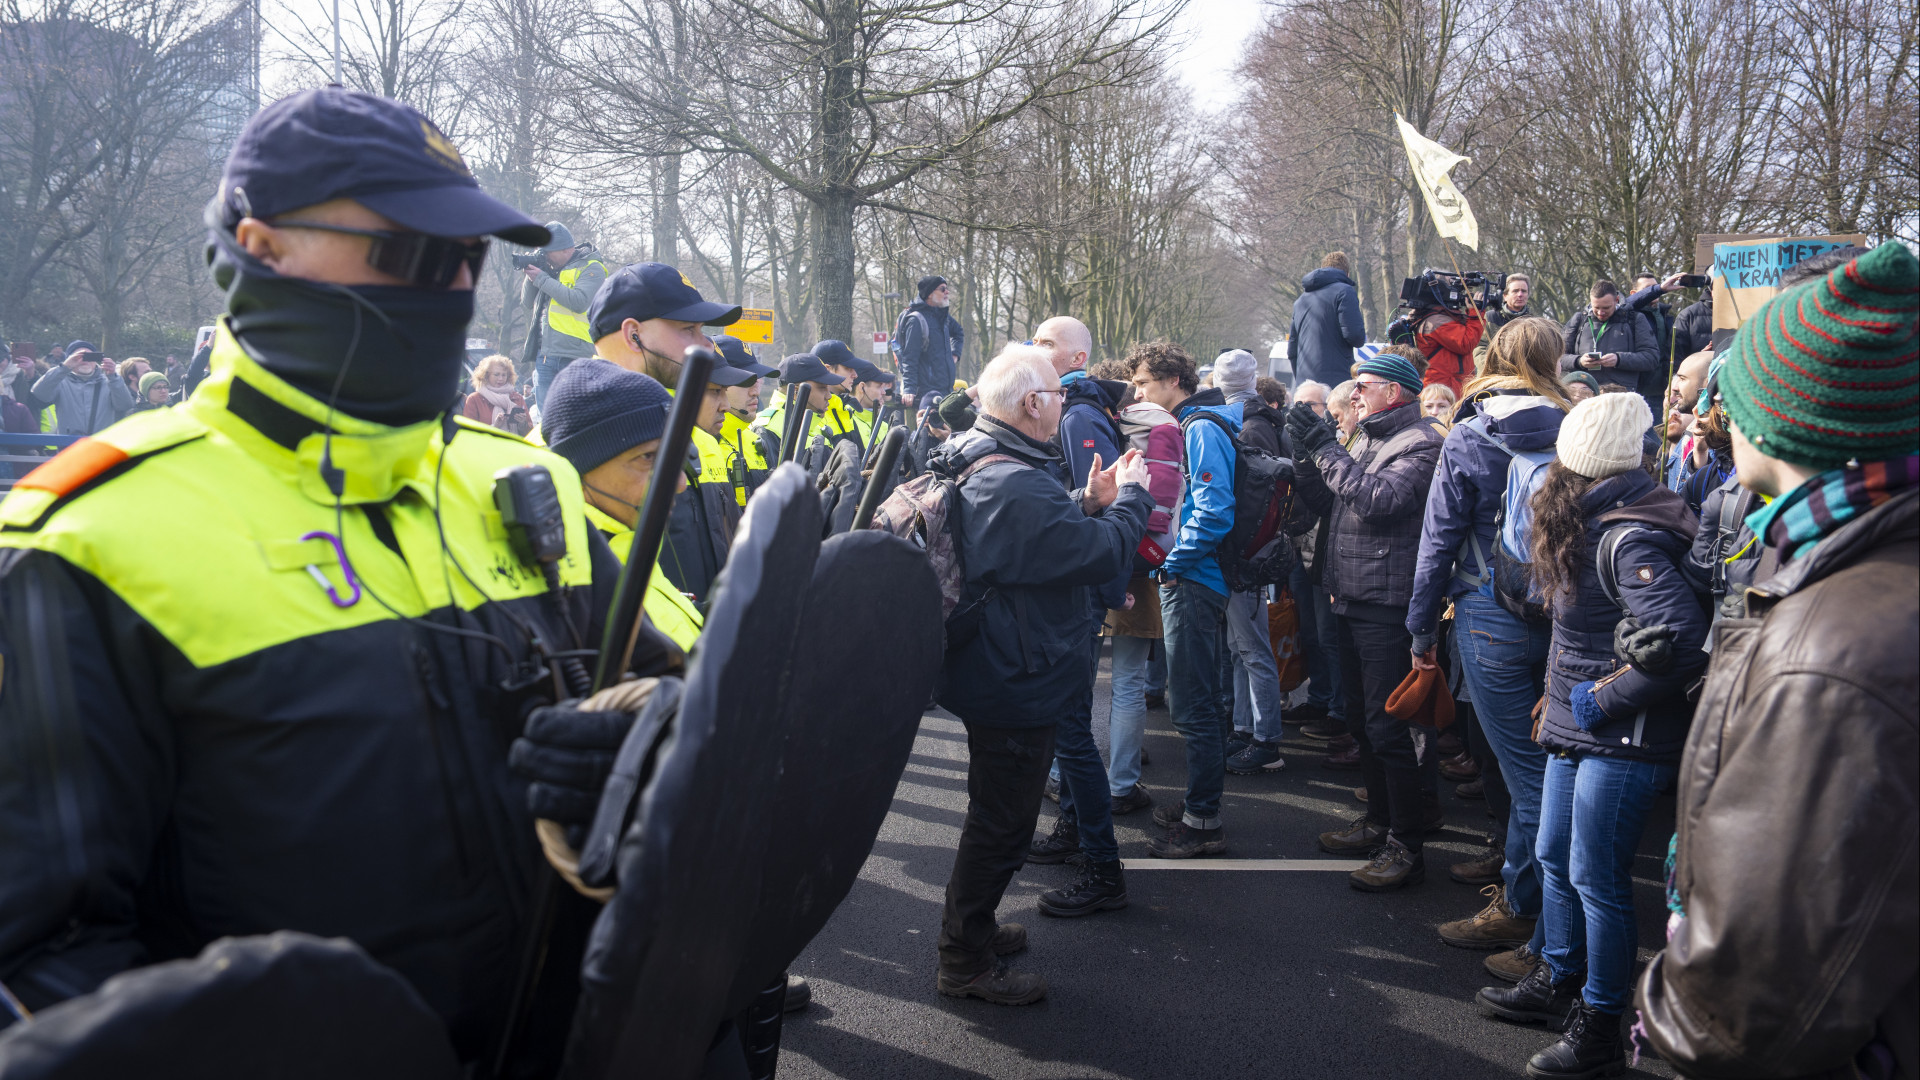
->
[[589, 263, 743, 341], [811, 339, 859, 370], [778, 353, 843, 385], [846, 356, 896, 385], [713, 335, 777, 378], [705, 359, 756, 388], [214, 87, 548, 246]]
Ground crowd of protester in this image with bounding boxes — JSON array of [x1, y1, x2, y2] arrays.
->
[[926, 242, 1917, 1080]]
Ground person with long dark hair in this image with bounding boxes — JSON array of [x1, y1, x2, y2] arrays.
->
[[1475, 391, 1709, 1079]]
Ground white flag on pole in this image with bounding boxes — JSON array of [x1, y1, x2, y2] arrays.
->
[[1395, 114, 1479, 251]]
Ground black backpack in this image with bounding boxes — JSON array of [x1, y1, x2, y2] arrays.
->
[[1179, 411, 1296, 591]]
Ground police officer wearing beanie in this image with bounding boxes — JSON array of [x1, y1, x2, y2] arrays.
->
[[580, 263, 751, 606], [0, 87, 647, 1069], [521, 219, 608, 410]]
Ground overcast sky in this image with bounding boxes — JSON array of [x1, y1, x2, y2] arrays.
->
[[1168, 0, 1267, 113]]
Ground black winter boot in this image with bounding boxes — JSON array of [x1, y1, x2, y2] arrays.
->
[[1524, 997, 1626, 1079], [1037, 859, 1128, 917], [1476, 956, 1581, 1028], [1027, 813, 1079, 864]]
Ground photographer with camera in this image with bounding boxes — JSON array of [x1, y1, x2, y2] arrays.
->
[[1558, 279, 1658, 394], [1390, 269, 1498, 397], [519, 219, 607, 410]]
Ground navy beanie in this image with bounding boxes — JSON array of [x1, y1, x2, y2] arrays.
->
[[917, 275, 946, 301], [541, 359, 671, 476]]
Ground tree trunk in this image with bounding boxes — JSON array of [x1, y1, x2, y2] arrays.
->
[[653, 153, 682, 265], [814, 189, 856, 342]]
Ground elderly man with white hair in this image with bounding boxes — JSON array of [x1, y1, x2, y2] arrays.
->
[[930, 345, 1152, 1006]]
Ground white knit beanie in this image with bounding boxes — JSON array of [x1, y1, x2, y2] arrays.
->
[[1557, 392, 1652, 478], [1214, 349, 1259, 399]]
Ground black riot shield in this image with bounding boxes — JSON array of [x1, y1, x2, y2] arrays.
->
[[562, 463, 822, 1080], [0, 933, 458, 1080], [726, 528, 943, 1007]]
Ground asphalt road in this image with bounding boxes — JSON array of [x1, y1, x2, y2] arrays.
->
[[779, 647, 1678, 1080]]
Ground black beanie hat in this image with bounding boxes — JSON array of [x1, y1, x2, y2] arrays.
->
[[541, 359, 671, 476], [917, 275, 946, 301]]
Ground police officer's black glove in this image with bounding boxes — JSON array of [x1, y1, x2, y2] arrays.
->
[[1612, 615, 1676, 675], [1286, 402, 1334, 455], [510, 701, 639, 847]]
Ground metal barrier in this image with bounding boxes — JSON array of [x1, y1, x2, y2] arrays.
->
[[0, 432, 82, 493]]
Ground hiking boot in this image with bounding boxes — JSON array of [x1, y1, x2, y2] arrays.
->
[[936, 961, 1048, 1005], [1455, 778, 1486, 800], [1324, 738, 1362, 771], [1301, 717, 1348, 740], [1441, 753, 1480, 782], [1485, 944, 1538, 984], [1028, 814, 1080, 864], [1226, 739, 1284, 774], [1318, 813, 1388, 854], [1038, 859, 1128, 917], [783, 973, 811, 1012], [1147, 822, 1227, 859], [1043, 775, 1060, 804], [1450, 846, 1506, 886], [1349, 837, 1424, 891], [990, 923, 1028, 956], [1110, 783, 1153, 816], [1476, 957, 1580, 1028], [1226, 729, 1253, 758], [1440, 885, 1536, 950], [1151, 802, 1184, 830], [1526, 998, 1626, 1079]]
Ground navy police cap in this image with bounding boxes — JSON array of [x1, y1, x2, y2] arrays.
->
[[778, 354, 843, 385], [811, 339, 858, 370], [713, 335, 777, 378], [846, 356, 896, 385], [215, 87, 548, 246], [589, 263, 743, 341]]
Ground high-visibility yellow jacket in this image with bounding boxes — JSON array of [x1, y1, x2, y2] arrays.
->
[[583, 502, 702, 651]]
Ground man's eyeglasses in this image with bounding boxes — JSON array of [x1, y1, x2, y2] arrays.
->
[[1355, 378, 1397, 392], [274, 221, 488, 289]]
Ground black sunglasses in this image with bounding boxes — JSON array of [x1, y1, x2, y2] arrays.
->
[[273, 221, 488, 289]]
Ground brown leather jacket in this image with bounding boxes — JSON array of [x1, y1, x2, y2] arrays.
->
[[1636, 488, 1918, 1079]]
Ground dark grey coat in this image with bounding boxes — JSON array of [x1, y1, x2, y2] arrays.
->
[[1294, 400, 1446, 615]]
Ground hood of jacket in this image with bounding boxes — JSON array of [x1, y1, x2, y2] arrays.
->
[[1301, 266, 1356, 293], [907, 299, 953, 326], [1355, 397, 1425, 442], [1175, 386, 1241, 432], [928, 413, 1061, 478], [1064, 375, 1121, 413], [1588, 470, 1696, 536], [1477, 392, 1566, 453]]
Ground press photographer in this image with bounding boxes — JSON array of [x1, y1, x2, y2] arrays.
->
[[518, 219, 608, 408], [1388, 268, 1501, 396]]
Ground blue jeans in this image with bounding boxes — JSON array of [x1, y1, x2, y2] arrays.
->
[[1107, 634, 1152, 796], [1055, 635, 1117, 862], [1228, 588, 1284, 741], [1290, 562, 1343, 718], [1454, 585, 1552, 942], [1537, 752, 1676, 1014], [533, 353, 574, 411], [1146, 643, 1166, 697], [1160, 578, 1230, 827]]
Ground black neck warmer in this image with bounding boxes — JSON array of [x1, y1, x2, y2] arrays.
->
[[208, 225, 473, 427]]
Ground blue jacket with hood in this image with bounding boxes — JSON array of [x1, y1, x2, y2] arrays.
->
[[1288, 267, 1369, 389], [1161, 386, 1238, 597], [1057, 371, 1130, 610], [1407, 388, 1567, 647]]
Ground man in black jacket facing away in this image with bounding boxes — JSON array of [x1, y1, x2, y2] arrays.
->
[[933, 345, 1151, 1006], [1288, 251, 1369, 389]]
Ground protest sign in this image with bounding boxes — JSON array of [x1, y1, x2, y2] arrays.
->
[[1711, 235, 1867, 331]]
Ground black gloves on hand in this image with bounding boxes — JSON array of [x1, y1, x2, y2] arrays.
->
[[510, 701, 640, 848], [1612, 615, 1676, 674], [1286, 401, 1334, 455]]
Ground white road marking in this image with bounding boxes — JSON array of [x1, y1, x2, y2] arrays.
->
[[1120, 858, 1366, 871]]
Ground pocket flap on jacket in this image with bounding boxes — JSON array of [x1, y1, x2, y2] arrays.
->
[[1336, 533, 1390, 559]]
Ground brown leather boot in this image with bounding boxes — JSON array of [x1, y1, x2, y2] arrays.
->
[[1439, 884, 1536, 950]]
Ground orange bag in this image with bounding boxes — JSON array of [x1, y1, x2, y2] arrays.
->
[[1267, 591, 1306, 693], [1385, 664, 1456, 731]]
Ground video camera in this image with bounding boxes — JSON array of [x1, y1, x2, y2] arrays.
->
[[510, 250, 547, 270], [1398, 268, 1505, 316]]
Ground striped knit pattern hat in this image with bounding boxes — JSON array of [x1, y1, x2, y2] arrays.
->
[[1721, 242, 1918, 469]]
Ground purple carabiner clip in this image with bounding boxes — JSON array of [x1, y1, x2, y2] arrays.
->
[[299, 530, 362, 608]]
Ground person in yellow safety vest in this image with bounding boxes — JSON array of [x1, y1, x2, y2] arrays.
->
[[753, 352, 858, 475], [712, 334, 778, 506], [845, 355, 902, 452], [0, 87, 682, 1071], [538, 357, 702, 651], [520, 220, 607, 411], [579, 261, 747, 607]]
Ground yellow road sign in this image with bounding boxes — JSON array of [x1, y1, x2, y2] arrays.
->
[[731, 308, 774, 345]]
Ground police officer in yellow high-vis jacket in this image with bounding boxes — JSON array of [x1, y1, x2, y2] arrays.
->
[[576, 262, 749, 608], [0, 88, 662, 1070], [520, 220, 607, 410], [713, 334, 778, 506], [753, 352, 860, 476]]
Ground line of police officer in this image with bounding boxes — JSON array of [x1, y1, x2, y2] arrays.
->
[[0, 85, 921, 1078]]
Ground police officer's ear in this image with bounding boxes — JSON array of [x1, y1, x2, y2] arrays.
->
[[234, 217, 297, 271]]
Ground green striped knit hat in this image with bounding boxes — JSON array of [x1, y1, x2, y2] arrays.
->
[[1721, 241, 1919, 469]]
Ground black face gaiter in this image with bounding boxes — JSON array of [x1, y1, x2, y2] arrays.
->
[[208, 226, 473, 427]]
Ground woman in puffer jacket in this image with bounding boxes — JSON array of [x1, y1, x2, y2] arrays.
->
[[1477, 391, 1709, 1079]]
